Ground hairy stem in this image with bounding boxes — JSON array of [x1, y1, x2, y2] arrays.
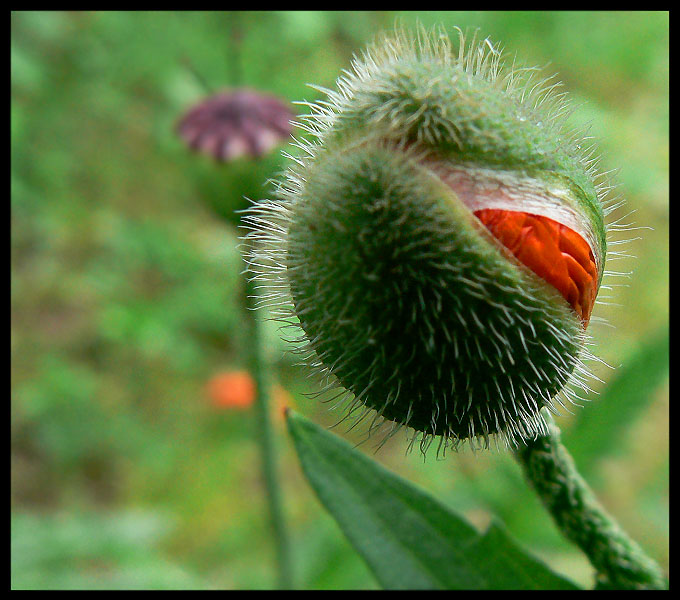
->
[[514, 413, 667, 590], [243, 269, 294, 589]]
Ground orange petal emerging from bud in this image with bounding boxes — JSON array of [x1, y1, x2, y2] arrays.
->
[[474, 209, 598, 326]]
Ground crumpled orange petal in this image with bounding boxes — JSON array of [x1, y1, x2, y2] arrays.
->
[[474, 209, 598, 327]]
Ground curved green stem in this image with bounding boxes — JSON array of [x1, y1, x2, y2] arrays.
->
[[514, 413, 667, 590], [243, 269, 294, 589]]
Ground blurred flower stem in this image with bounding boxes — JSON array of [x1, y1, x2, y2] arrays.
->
[[514, 412, 666, 590], [226, 11, 243, 88], [176, 19, 296, 585], [180, 55, 214, 95], [243, 266, 294, 589]]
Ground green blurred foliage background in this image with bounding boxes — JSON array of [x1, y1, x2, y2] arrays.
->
[[11, 11, 668, 590]]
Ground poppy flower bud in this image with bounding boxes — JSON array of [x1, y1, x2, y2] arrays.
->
[[244, 26, 615, 451]]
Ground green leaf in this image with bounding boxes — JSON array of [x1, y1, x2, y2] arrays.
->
[[564, 325, 669, 473], [286, 410, 580, 590]]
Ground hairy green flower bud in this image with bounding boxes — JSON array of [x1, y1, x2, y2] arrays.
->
[[244, 26, 619, 451]]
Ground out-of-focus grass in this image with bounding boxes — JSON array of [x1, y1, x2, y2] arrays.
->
[[11, 11, 667, 589]]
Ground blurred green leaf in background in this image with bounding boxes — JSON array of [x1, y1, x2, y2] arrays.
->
[[12, 11, 667, 589]]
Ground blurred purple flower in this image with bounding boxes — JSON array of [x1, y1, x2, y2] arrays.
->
[[176, 88, 295, 162]]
